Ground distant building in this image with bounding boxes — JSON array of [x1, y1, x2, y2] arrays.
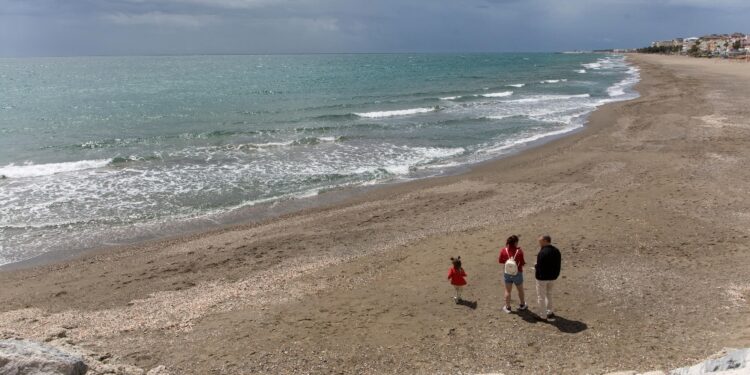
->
[[651, 39, 683, 48], [699, 34, 729, 55], [682, 37, 699, 54], [728, 33, 748, 52]]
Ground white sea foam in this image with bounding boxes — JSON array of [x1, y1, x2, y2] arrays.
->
[[481, 91, 513, 98], [582, 56, 626, 71], [415, 146, 465, 159], [486, 115, 516, 120], [417, 160, 464, 170], [607, 66, 640, 97], [540, 79, 568, 84], [507, 94, 590, 103], [354, 107, 436, 118], [247, 141, 295, 148], [442, 91, 513, 100], [382, 146, 465, 175], [345, 146, 465, 178], [575, 69, 587, 74], [229, 136, 341, 150], [506, 83, 525, 88], [529, 108, 592, 125], [478, 123, 584, 155], [607, 86, 626, 97], [582, 62, 602, 69], [0, 159, 110, 178], [477, 58, 639, 156], [292, 188, 321, 199], [0, 143, 472, 263], [382, 164, 411, 175]]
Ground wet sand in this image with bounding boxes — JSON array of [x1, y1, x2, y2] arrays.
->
[[1, 54, 750, 374]]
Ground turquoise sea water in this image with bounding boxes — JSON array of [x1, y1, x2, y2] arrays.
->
[[0, 53, 639, 265]]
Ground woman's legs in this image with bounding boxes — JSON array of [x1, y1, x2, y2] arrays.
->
[[516, 283, 526, 306], [504, 282, 513, 308]]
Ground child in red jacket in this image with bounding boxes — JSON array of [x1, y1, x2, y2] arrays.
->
[[448, 257, 467, 303]]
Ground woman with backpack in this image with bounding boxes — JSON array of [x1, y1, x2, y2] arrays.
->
[[499, 235, 527, 313]]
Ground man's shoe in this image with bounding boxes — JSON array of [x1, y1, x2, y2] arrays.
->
[[518, 304, 528, 311], [546, 312, 556, 321], [502, 305, 512, 313]]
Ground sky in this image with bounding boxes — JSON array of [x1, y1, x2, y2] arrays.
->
[[0, 0, 748, 56]]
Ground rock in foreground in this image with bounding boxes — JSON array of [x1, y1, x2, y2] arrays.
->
[[671, 348, 749, 375], [0, 339, 88, 375]]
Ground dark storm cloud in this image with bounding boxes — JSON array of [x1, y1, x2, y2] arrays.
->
[[0, 0, 747, 56]]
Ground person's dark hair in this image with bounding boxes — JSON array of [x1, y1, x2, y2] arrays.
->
[[450, 256, 462, 270], [506, 235, 519, 246], [542, 235, 552, 243]]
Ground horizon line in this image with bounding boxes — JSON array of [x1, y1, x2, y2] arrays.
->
[[0, 50, 623, 59]]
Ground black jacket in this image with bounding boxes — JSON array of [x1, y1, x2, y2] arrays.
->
[[535, 245, 561, 280]]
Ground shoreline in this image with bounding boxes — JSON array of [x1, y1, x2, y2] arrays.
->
[[1, 67, 631, 272], [1, 54, 749, 374], [0, 122, 588, 271]]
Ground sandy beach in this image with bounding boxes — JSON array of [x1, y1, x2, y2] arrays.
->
[[1, 54, 749, 374]]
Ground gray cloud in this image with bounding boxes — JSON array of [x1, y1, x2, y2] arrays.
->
[[103, 11, 218, 27], [0, 0, 747, 56], [140, 0, 294, 9]]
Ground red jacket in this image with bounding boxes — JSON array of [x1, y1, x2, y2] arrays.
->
[[499, 246, 526, 273], [448, 267, 467, 286]]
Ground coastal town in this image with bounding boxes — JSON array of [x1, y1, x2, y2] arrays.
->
[[639, 32, 749, 57]]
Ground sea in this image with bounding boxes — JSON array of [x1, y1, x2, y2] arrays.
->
[[0, 53, 639, 266]]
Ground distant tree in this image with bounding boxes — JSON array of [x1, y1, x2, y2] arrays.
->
[[637, 45, 681, 54], [733, 40, 742, 50]]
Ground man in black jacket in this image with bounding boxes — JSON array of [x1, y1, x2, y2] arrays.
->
[[535, 235, 561, 321]]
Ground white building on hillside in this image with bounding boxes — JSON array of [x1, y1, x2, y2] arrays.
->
[[682, 37, 699, 54]]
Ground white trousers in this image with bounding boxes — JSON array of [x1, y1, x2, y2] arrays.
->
[[454, 285, 464, 298], [536, 279, 554, 314]]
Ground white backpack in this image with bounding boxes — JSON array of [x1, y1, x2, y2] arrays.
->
[[504, 248, 519, 276]]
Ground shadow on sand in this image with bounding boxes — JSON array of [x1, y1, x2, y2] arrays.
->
[[456, 299, 478, 309], [513, 309, 587, 333]]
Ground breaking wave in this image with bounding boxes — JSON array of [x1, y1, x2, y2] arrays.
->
[[0, 159, 111, 178], [354, 107, 438, 118]]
